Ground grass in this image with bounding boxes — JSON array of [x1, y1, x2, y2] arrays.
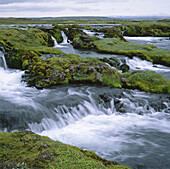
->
[[94, 38, 170, 66], [0, 17, 170, 25], [0, 26, 169, 94], [124, 70, 170, 94], [0, 131, 130, 169], [0, 27, 63, 54]]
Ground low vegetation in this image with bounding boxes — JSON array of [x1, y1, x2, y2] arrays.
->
[[0, 26, 169, 94], [123, 70, 170, 94], [0, 131, 129, 169], [94, 38, 170, 66]]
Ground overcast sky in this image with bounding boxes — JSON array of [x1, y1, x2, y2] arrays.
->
[[0, 0, 169, 17]]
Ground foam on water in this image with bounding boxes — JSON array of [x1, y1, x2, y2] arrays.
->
[[61, 31, 69, 44], [124, 36, 169, 41], [1, 34, 170, 168], [126, 57, 170, 79]]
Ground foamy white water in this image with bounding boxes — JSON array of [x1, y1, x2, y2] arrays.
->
[[82, 29, 104, 39], [61, 31, 69, 44], [51, 36, 64, 48], [126, 57, 170, 72], [124, 36, 169, 41], [1, 34, 170, 168], [124, 36, 170, 51], [0, 51, 7, 69]]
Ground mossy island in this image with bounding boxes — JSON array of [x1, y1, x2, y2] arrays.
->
[[0, 25, 169, 94]]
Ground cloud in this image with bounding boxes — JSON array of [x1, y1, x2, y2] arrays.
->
[[0, 0, 128, 4], [0, 0, 41, 4], [0, 0, 169, 17]]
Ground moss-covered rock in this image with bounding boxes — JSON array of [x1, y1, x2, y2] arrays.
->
[[99, 57, 120, 68], [73, 35, 96, 49], [99, 27, 126, 41], [123, 70, 170, 94], [40, 25, 64, 43], [0, 131, 129, 169], [0, 26, 169, 94], [123, 25, 170, 37], [67, 27, 86, 41], [94, 38, 170, 66], [26, 54, 122, 89], [0, 27, 64, 69]]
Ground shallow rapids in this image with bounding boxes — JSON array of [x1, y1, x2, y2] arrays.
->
[[0, 63, 170, 168], [0, 33, 170, 169]]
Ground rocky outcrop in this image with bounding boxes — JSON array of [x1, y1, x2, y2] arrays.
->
[[73, 35, 96, 49], [99, 26, 126, 41]]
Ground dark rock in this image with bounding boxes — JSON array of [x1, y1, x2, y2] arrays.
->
[[120, 64, 130, 73], [80, 35, 92, 43], [35, 82, 44, 89], [99, 94, 112, 103], [95, 64, 107, 72], [99, 57, 120, 68]]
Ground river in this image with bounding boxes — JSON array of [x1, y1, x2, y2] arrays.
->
[[0, 30, 170, 169]]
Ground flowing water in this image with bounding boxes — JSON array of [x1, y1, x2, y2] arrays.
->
[[1, 32, 170, 169], [53, 32, 170, 79], [124, 36, 170, 51]]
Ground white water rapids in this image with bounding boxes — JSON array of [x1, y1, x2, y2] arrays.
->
[[0, 38, 170, 169]]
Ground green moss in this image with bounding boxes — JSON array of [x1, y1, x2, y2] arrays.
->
[[41, 26, 64, 43], [99, 27, 126, 41], [0, 27, 64, 69], [124, 70, 170, 94], [0, 131, 129, 169], [0, 26, 169, 94], [123, 24, 170, 37], [67, 27, 86, 41], [102, 68, 122, 88], [94, 38, 170, 66]]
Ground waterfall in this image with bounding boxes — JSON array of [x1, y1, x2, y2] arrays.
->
[[0, 50, 7, 69], [51, 36, 59, 48], [61, 31, 69, 44]]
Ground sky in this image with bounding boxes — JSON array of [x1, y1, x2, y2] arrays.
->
[[0, 0, 169, 17]]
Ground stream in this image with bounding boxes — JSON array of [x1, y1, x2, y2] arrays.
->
[[0, 29, 170, 169]]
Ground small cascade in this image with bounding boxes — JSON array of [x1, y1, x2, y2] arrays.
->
[[51, 36, 59, 48], [0, 50, 7, 69], [125, 56, 170, 79], [61, 31, 69, 44]]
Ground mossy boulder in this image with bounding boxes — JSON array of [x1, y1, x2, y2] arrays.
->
[[123, 70, 170, 94], [66, 27, 99, 50], [99, 57, 120, 68], [120, 64, 130, 73], [0, 131, 129, 169], [67, 27, 86, 41], [100, 27, 126, 41], [40, 26, 64, 43], [26, 54, 122, 89], [72, 35, 96, 49]]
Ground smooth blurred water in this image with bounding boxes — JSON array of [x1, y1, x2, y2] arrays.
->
[[124, 36, 170, 51], [0, 31, 170, 169], [53, 33, 170, 79]]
